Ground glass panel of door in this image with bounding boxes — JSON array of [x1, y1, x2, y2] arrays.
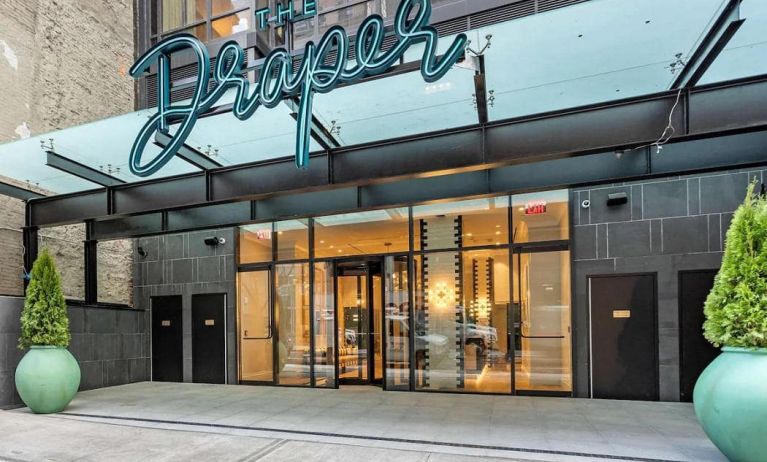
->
[[237, 270, 274, 383], [513, 250, 572, 393], [336, 261, 383, 385], [384, 256, 410, 390], [275, 263, 311, 386]]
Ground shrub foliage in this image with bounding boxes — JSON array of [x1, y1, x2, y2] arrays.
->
[[18, 249, 71, 349], [704, 182, 767, 348]]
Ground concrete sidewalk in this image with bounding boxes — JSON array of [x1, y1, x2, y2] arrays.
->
[[1, 382, 726, 462], [0, 412, 533, 462]]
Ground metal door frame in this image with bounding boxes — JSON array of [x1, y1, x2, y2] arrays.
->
[[334, 257, 385, 387], [236, 265, 276, 385], [511, 243, 573, 397]]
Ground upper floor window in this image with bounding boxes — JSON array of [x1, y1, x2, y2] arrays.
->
[[153, 0, 251, 42]]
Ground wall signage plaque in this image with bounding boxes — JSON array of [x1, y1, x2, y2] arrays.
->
[[129, 0, 468, 177]]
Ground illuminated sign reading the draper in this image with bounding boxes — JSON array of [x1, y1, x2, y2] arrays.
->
[[129, 0, 468, 177]]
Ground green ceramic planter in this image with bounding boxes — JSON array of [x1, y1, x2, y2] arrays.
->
[[694, 347, 767, 462], [15, 346, 81, 414]]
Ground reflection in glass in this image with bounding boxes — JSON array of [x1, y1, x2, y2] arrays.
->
[[313, 262, 336, 387], [461, 249, 512, 393], [414, 251, 463, 392], [238, 270, 274, 382], [212, 0, 249, 15], [212, 10, 250, 38], [385, 256, 410, 390], [318, 2, 372, 35], [512, 190, 569, 243], [275, 219, 309, 261], [413, 197, 509, 250], [414, 250, 512, 394], [276, 263, 311, 385], [373, 272, 383, 381], [337, 271, 369, 382], [514, 251, 572, 393], [162, 0, 205, 31], [314, 209, 409, 258], [179, 23, 208, 40], [239, 223, 272, 263]]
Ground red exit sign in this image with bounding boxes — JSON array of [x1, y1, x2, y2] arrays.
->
[[525, 200, 548, 215]]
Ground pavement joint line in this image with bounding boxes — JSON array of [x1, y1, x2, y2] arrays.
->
[[57, 412, 686, 462]]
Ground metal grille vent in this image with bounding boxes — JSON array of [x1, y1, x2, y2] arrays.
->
[[434, 17, 469, 37], [469, 1, 536, 29], [537, 0, 589, 13]]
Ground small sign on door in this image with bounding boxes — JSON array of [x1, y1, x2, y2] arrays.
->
[[205, 319, 215, 326], [161, 320, 171, 327], [613, 310, 631, 319]]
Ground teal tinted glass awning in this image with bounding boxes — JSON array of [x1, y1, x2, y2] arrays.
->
[[0, 0, 763, 196]]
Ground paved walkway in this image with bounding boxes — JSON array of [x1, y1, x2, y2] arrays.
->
[[1, 382, 726, 462]]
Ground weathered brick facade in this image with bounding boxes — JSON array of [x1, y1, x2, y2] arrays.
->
[[0, 0, 135, 300]]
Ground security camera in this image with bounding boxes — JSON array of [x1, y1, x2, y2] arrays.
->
[[204, 237, 226, 246], [581, 199, 591, 209]]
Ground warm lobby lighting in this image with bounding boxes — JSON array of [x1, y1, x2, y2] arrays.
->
[[429, 281, 455, 309]]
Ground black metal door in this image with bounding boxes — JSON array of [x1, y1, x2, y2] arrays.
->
[[679, 270, 720, 402], [590, 274, 658, 401], [151, 295, 183, 382], [192, 293, 226, 384]]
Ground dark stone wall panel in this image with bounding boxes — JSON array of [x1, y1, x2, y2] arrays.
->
[[0, 297, 148, 406], [571, 167, 755, 401]]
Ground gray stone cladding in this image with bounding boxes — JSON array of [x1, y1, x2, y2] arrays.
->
[[0, 296, 148, 408], [133, 229, 237, 384], [570, 167, 764, 401]]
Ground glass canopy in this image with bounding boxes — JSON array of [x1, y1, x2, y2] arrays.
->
[[0, 0, 762, 195]]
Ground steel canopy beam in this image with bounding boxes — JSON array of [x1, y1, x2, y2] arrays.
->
[[284, 98, 341, 150], [28, 75, 767, 228], [671, 0, 744, 89], [0, 180, 44, 201], [46, 151, 126, 187], [87, 129, 767, 240], [154, 132, 222, 170]]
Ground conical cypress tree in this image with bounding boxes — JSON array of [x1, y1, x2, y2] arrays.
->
[[18, 248, 71, 349], [704, 182, 767, 349]]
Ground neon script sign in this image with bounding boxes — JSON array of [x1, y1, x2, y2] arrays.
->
[[129, 0, 468, 177]]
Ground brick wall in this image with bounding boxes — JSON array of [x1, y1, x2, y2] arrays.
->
[[570, 167, 764, 401], [0, 0, 135, 299]]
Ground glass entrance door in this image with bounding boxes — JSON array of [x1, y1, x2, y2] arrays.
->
[[336, 261, 383, 385], [513, 250, 572, 393], [237, 269, 274, 384]]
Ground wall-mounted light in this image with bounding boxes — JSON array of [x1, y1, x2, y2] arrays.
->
[[607, 192, 629, 207], [429, 281, 455, 309], [137, 246, 147, 258], [204, 237, 226, 246]]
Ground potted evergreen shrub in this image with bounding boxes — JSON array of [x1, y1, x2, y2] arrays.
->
[[694, 182, 767, 462], [15, 249, 81, 413]]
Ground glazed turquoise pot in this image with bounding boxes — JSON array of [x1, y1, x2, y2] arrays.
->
[[15, 346, 81, 414], [694, 347, 767, 462]]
